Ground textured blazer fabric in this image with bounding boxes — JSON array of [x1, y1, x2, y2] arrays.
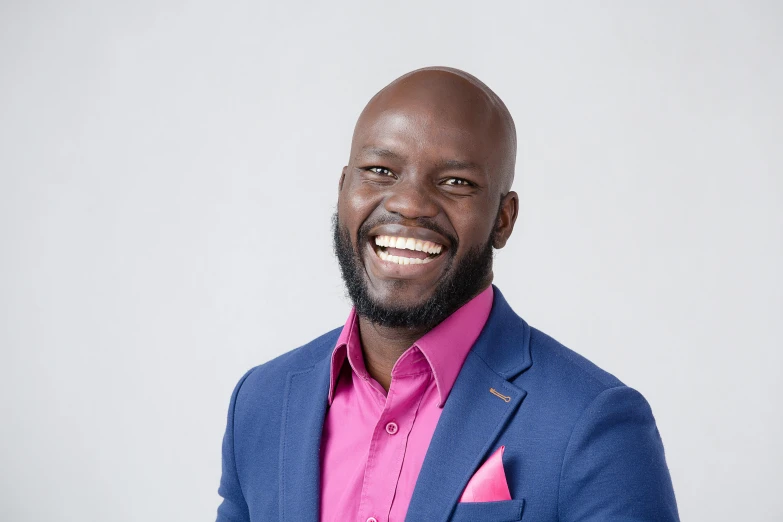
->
[[216, 287, 679, 521]]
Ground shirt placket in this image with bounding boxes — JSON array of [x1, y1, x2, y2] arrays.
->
[[357, 368, 431, 522]]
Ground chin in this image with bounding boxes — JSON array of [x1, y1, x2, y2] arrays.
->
[[367, 280, 438, 309]]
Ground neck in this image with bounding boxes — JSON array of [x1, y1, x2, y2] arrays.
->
[[354, 281, 493, 391], [356, 317, 430, 392]]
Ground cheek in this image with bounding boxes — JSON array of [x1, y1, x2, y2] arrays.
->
[[450, 203, 497, 246], [348, 190, 375, 215], [336, 197, 379, 252], [339, 183, 383, 224]]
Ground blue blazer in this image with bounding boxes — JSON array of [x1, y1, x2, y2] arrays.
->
[[217, 287, 679, 521]]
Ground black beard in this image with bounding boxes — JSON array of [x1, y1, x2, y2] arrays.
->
[[332, 212, 495, 330]]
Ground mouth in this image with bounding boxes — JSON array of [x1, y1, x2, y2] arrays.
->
[[371, 235, 445, 265]]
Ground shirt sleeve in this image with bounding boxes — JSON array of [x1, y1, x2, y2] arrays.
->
[[557, 386, 680, 521], [216, 369, 255, 522]]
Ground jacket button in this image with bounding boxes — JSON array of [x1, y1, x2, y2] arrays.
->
[[385, 422, 398, 435]]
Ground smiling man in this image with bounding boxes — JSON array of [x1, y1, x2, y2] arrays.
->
[[216, 68, 679, 522]]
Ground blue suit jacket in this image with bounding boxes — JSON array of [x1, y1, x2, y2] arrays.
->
[[217, 287, 679, 521]]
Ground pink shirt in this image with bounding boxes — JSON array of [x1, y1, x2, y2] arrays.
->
[[320, 286, 494, 522]]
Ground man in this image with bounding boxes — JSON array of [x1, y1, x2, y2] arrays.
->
[[216, 67, 679, 522]]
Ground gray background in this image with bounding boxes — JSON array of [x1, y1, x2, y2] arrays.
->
[[1, 1, 781, 521]]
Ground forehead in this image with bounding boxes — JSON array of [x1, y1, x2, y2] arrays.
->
[[351, 77, 503, 165], [355, 110, 490, 161]]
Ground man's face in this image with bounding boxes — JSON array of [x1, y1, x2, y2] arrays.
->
[[334, 74, 516, 329]]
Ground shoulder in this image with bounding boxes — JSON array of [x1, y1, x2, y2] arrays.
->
[[228, 327, 340, 412], [527, 329, 678, 519], [495, 327, 678, 519], [507, 324, 632, 437], [523, 327, 658, 435], [528, 326, 624, 391]]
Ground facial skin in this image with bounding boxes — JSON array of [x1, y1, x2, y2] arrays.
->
[[334, 67, 519, 389], [333, 210, 496, 330]]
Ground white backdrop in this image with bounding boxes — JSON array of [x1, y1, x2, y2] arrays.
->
[[1, 1, 781, 521]]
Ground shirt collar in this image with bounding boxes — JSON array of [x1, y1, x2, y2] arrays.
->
[[328, 286, 494, 407]]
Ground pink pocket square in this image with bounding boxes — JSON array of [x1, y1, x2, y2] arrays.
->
[[459, 445, 512, 503]]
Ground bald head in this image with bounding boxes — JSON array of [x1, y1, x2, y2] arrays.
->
[[335, 67, 520, 328], [351, 67, 517, 194]]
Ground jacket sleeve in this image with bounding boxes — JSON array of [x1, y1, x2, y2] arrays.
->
[[558, 386, 680, 521], [216, 369, 255, 522]]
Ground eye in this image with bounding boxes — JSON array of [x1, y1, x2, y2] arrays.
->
[[442, 178, 473, 186], [368, 166, 394, 177]]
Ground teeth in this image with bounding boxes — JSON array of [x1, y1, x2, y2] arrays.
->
[[373, 235, 443, 255], [376, 248, 437, 265]]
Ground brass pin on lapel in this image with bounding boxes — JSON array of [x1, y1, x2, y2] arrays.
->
[[489, 388, 511, 403]]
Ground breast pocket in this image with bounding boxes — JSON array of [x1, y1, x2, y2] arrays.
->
[[449, 499, 525, 522]]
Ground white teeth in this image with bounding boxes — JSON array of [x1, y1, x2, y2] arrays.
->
[[423, 243, 439, 254], [373, 235, 444, 255], [376, 248, 436, 265]]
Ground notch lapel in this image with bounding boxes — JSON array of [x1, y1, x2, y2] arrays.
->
[[405, 351, 527, 522], [278, 356, 331, 522]]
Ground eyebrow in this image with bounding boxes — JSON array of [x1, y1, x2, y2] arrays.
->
[[437, 159, 480, 171], [356, 147, 481, 173], [356, 147, 405, 162]]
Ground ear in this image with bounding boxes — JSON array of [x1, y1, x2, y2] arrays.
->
[[492, 191, 519, 249], [338, 167, 347, 192]]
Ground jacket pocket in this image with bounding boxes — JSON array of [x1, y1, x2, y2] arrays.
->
[[449, 499, 525, 522]]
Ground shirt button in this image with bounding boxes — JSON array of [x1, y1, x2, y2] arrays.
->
[[385, 421, 398, 435], [366, 518, 378, 522]]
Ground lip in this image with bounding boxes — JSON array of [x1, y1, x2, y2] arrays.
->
[[363, 224, 452, 280], [364, 239, 449, 280], [367, 224, 451, 249]]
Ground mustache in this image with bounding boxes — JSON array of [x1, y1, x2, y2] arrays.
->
[[357, 214, 459, 250]]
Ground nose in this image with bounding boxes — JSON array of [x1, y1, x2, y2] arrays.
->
[[383, 179, 439, 219]]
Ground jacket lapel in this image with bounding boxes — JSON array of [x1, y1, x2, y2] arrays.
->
[[278, 355, 331, 522], [405, 352, 526, 522], [405, 287, 532, 522]]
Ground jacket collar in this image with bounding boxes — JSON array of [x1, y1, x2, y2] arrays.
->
[[469, 285, 532, 379]]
